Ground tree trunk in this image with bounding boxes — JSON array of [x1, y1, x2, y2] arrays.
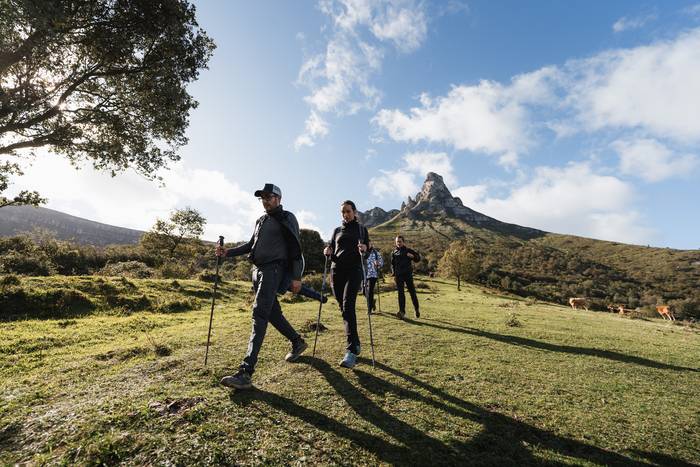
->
[[457, 275, 461, 291]]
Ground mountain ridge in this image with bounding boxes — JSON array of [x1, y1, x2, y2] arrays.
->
[[0, 205, 144, 246]]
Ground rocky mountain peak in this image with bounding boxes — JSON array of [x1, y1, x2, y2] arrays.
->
[[358, 206, 400, 228], [400, 172, 493, 223]]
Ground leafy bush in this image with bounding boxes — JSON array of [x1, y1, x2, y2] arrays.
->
[[155, 297, 200, 313], [98, 261, 154, 278], [0, 274, 21, 288], [158, 261, 191, 279], [0, 286, 95, 320], [105, 294, 151, 312]]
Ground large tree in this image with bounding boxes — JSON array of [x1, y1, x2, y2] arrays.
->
[[0, 0, 215, 206]]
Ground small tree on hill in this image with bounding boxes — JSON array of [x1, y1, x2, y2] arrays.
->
[[141, 207, 206, 261], [438, 240, 479, 291]]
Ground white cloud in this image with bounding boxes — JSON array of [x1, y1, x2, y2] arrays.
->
[[375, 26, 700, 171], [369, 3, 427, 52], [612, 13, 657, 33], [373, 67, 559, 167], [296, 209, 325, 237], [369, 151, 455, 198], [453, 162, 656, 245], [294, 111, 330, 150], [369, 167, 418, 198], [403, 152, 457, 186], [295, 0, 429, 148], [566, 28, 700, 143], [612, 138, 699, 182], [8, 156, 262, 242]]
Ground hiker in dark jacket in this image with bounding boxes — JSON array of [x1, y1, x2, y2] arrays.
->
[[391, 235, 421, 319], [216, 183, 307, 390], [323, 200, 369, 369]]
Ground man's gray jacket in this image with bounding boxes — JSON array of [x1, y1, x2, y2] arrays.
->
[[225, 206, 304, 281]]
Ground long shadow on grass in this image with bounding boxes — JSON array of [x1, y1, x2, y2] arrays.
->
[[360, 359, 694, 466], [382, 315, 698, 373], [231, 357, 658, 466]]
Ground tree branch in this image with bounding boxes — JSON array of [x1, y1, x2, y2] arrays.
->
[[0, 30, 47, 74]]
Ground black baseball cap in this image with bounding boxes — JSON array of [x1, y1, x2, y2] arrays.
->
[[254, 183, 282, 198]]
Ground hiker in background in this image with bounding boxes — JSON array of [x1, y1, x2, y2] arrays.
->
[[364, 241, 383, 314], [391, 235, 421, 319], [215, 183, 307, 390], [323, 200, 369, 369]]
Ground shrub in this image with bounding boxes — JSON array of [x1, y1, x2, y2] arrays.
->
[[0, 287, 95, 320], [105, 294, 152, 312], [99, 261, 154, 279], [158, 261, 191, 279], [198, 270, 222, 283], [0, 274, 21, 288], [155, 297, 200, 313]]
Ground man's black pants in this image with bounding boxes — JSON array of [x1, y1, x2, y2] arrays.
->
[[241, 262, 300, 375], [395, 274, 419, 315]]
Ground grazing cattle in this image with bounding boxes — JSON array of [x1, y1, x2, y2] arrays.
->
[[617, 305, 635, 315], [656, 305, 676, 321], [569, 297, 589, 311]]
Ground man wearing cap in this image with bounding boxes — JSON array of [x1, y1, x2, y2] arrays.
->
[[216, 183, 307, 390]]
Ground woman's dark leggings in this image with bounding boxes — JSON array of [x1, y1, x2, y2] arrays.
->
[[331, 267, 361, 354]]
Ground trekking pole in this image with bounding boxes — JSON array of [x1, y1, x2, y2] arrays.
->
[[377, 271, 382, 313], [312, 252, 330, 357], [204, 236, 224, 366], [359, 240, 376, 368]]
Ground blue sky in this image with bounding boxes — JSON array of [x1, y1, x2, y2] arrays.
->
[[13, 0, 700, 249]]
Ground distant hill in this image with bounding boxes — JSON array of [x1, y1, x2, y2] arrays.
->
[[361, 173, 700, 316], [0, 206, 144, 246]]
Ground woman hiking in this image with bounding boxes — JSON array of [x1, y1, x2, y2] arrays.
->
[[323, 200, 369, 369], [365, 241, 383, 314]]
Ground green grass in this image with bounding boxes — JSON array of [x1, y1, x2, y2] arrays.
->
[[1, 276, 698, 465]]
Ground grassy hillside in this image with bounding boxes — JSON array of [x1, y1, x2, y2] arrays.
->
[[369, 216, 700, 317], [1, 276, 698, 465]]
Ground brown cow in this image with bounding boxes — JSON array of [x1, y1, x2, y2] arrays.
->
[[656, 305, 676, 321], [569, 297, 589, 311]]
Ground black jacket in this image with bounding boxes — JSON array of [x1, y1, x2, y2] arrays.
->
[[391, 246, 420, 277], [226, 206, 304, 280], [329, 219, 370, 270]]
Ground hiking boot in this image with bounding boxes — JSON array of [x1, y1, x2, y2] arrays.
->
[[396, 311, 405, 319], [322, 295, 328, 303], [415, 309, 420, 318], [339, 351, 357, 368], [285, 338, 308, 362], [220, 370, 252, 390], [355, 344, 361, 356]]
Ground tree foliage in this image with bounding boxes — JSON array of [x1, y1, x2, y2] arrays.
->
[[140, 207, 205, 260], [438, 240, 479, 290], [299, 228, 325, 273], [0, 162, 46, 207], [0, 0, 215, 202]]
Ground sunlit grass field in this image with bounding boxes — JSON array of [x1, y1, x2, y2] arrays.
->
[[1, 276, 698, 465]]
